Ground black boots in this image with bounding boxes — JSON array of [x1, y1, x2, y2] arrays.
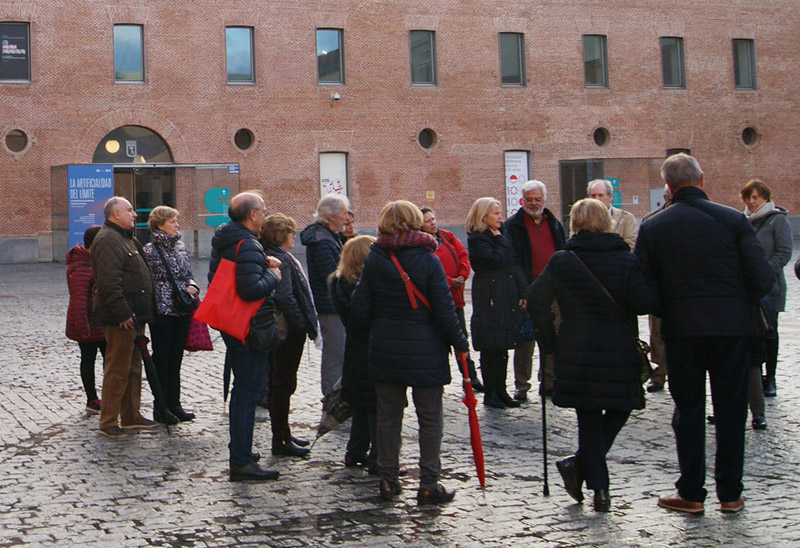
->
[[593, 489, 610, 512]]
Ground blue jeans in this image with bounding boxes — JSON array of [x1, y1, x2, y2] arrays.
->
[[665, 336, 749, 503], [222, 333, 269, 466]]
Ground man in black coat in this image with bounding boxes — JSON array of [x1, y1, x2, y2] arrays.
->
[[503, 180, 566, 401], [635, 154, 773, 515], [209, 191, 282, 481]]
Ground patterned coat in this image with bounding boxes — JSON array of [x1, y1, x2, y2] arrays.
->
[[143, 230, 196, 317]]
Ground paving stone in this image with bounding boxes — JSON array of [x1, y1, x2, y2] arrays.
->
[[2, 258, 800, 546]]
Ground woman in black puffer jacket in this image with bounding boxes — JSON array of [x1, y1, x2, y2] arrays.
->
[[528, 198, 657, 512], [351, 201, 468, 505], [467, 197, 527, 409], [260, 213, 320, 457]]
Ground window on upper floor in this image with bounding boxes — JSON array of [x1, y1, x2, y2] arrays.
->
[[317, 28, 344, 84], [732, 39, 756, 89], [226, 27, 255, 83], [1, 22, 31, 82], [113, 24, 144, 82], [499, 33, 525, 86], [582, 34, 608, 87], [660, 37, 685, 88], [410, 30, 436, 85]]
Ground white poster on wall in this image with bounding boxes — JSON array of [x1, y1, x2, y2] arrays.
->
[[319, 152, 348, 196], [504, 151, 530, 217]]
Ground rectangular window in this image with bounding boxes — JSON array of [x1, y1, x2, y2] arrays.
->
[[582, 34, 608, 87], [410, 30, 436, 85], [732, 38, 756, 89], [113, 24, 144, 82], [1, 22, 31, 81], [226, 26, 254, 83], [499, 33, 525, 86], [319, 152, 348, 196], [660, 37, 685, 88], [316, 28, 344, 84]]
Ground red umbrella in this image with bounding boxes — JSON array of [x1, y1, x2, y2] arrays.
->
[[457, 351, 485, 488]]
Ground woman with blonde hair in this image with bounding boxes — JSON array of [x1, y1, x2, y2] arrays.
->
[[142, 205, 200, 425], [329, 234, 378, 471], [527, 198, 657, 511], [466, 197, 526, 409], [351, 200, 468, 504], [260, 213, 320, 457]]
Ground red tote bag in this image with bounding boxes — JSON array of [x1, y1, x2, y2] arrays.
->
[[194, 239, 265, 343]]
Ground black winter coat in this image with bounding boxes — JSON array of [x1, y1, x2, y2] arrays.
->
[[468, 228, 527, 351], [528, 232, 658, 411], [208, 222, 279, 343], [263, 244, 318, 340], [504, 207, 566, 284], [350, 242, 469, 388], [299, 222, 342, 315], [329, 275, 375, 410], [634, 187, 773, 340]]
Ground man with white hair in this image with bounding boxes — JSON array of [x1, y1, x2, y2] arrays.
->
[[587, 179, 638, 250], [300, 193, 351, 396], [504, 180, 566, 402]]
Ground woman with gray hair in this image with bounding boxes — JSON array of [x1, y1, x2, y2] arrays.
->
[[143, 205, 200, 425]]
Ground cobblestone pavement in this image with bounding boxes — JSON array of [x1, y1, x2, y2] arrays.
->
[[2, 258, 800, 547]]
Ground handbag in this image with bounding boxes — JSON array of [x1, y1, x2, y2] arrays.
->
[[194, 239, 265, 343], [154, 245, 198, 313], [569, 252, 654, 384], [246, 304, 281, 353], [185, 306, 213, 352]]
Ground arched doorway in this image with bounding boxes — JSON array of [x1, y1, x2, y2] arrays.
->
[[93, 126, 175, 242]]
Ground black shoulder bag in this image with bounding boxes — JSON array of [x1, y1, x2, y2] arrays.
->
[[569, 251, 653, 384]]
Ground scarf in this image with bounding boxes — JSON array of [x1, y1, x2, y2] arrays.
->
[[744, 201, 776, 224], [286, 251, 323, 350], [376, 230, 438, 253]]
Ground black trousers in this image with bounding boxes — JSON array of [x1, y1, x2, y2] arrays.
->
[[480, 349, 509, 397], [576, 409, 631, 491], [665, 336, 749, 503], [150, 315, 191, 409], [267, 328, 306, 444], [78, 341, 105, 402]]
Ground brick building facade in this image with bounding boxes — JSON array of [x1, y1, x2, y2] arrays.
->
[[1, 1, 798, 261]]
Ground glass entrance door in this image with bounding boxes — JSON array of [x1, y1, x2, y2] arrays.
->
[[113, 167, 175, 243]]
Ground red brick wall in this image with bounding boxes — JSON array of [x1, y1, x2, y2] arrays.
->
[[2, 1, 798, 238]]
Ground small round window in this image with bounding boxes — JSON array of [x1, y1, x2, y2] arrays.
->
[[418, 128, 437, 149], [234, 128, 254, 151], [5, 129, 28, 153], [741, 127, 758, 147], [593, 127, 610, 147]]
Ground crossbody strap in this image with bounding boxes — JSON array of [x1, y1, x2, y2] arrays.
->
[[154, 244, 182, 295], [569, 251, 635, 333], [389, 251, 431, 310]]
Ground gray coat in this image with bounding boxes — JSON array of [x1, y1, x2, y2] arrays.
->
[[751, 206, 792, 312]]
